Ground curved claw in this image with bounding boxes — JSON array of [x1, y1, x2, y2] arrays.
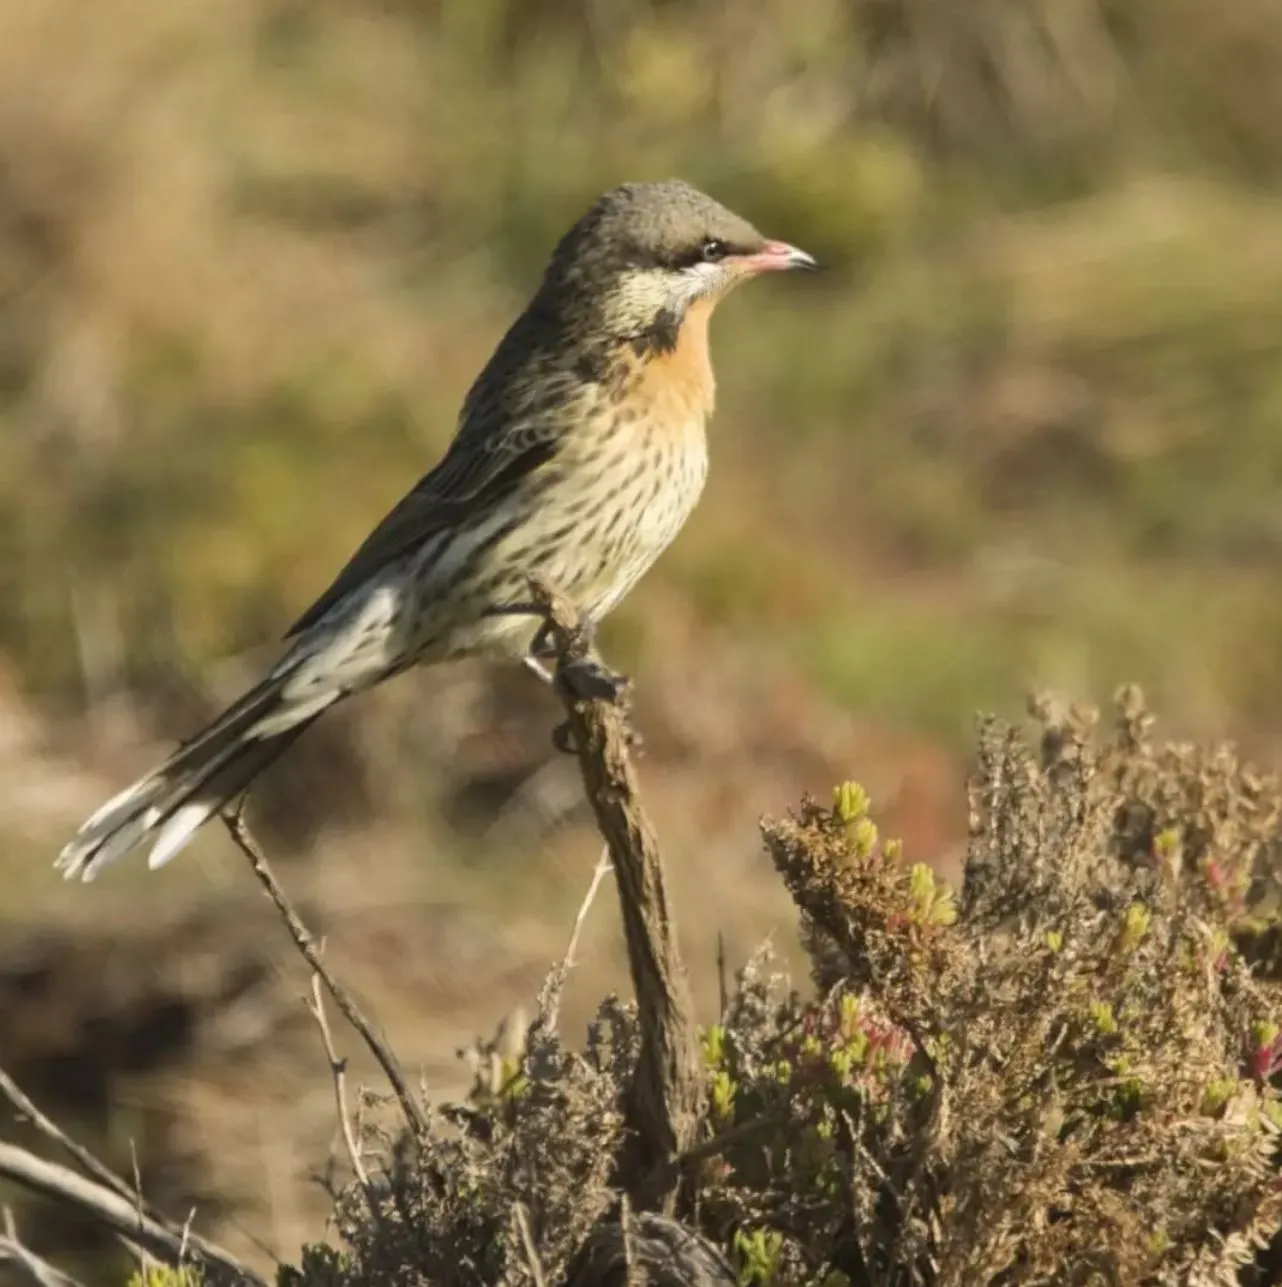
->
[[551, 719, 578, 755], [527, 612, 599, 662]]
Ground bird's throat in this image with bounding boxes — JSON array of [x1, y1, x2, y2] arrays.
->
[[632, 295, 716, 419]]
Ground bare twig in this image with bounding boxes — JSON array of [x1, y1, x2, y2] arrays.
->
[[621, 1194, 635, 1287], [179, 1208, 196, 1264], [565, 848, 614, 970], [306, 971, 376, 1217], [514, 1202, 548, 1287], [0, 1142, 267, 1287], [0, 1069, 147, 1213], [128, 1140, 147, 1229], [0, 1069, 190, 1272], [528, 578, 701, 1209], [222, 802, 428, 1137], [539, 847, 613, 1029], [0, 1206, 87, 1287], [0, 1237, 86, 1287], [127, 1141, 152, 1284]]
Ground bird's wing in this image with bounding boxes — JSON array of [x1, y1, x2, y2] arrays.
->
[[282, 424, 558, 639]]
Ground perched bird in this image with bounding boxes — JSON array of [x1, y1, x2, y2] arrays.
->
[[57, 179, 815, 881]]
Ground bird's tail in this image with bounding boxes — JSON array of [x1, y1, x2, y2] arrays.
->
[[56, 659, 334, 882]]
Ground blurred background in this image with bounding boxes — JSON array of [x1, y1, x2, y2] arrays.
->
[[4, 0, 1282, 1277]]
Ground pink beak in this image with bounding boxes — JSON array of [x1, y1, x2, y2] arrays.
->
[[740, 240, 818, 273]]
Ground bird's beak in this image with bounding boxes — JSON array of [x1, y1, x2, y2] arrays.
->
[[740, 240, 819, 274]]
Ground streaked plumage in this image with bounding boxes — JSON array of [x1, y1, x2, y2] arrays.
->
[[57, 179, 815, 881]]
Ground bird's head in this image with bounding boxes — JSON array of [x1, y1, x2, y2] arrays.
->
[[538, 179, 816, 351]]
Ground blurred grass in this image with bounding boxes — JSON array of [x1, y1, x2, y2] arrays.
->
[[4, 0, 1282, 743]]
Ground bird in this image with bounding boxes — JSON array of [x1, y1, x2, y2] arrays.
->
[[56, 178, 816, 881]]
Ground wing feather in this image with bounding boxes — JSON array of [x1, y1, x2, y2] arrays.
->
[[283, 427, 558, 639]]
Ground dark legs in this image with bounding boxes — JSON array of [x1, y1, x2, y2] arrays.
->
[[521, 617, 639, 753]]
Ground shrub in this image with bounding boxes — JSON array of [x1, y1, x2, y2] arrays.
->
[[273, 688, 1282, 1285]]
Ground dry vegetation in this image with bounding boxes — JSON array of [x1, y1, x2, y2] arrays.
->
[[7, 682, 1282, 1285], [279, 687, 1282, 1286]]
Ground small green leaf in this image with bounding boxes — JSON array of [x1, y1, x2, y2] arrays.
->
[[1089, 999, 1118, 1036], [702, 1023, 727, 1068], [1201, 1076, 1237, 1116], [1118, 903, 1150, 952], [710, 1069, 736, 1120], [833, 781, 869, 823], [850, 817, 879, 858]]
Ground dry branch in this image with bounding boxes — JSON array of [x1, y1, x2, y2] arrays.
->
[[0, 1206, 88, 1287], [513, 1202, 549, 1287], [0, 1069, 153, 1217], [0, 1141, 266, 1287], [221, 803, 428, 1137], [537, 847, 613, 1032], [0, 1235, 86, 1287], [528, 578, 702, 1208], [305, 972, 375, 1214]]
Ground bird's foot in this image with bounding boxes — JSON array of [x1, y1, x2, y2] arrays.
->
[[524, 607, 599, 661], [528, 618, 555, 661], [561, 652, 629, 704], [521, 631, 619, 703], [549, 653, 643, 755]]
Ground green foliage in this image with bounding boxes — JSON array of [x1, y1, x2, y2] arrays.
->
[[277, 1245, 350, 1287], [733, 1227, 784, 1286], [124, 1268, 203, 1287]]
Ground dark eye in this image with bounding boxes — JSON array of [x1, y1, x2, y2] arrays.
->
[[700, 237, 729, 263]]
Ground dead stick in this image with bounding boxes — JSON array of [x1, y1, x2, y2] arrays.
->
[[528, 578, 701, 1206], [0, 1237, 86, 1287], [0, 1069, 149, 1214], [538, 847, 613, 1031], [305, 972, 377, 1218], [0, 1142, 266, 1287], [222, 805, 428, 1136], [514, 1202, 548, 1287]]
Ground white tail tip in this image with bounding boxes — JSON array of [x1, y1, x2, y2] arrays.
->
[[147, 802, 214, 871]]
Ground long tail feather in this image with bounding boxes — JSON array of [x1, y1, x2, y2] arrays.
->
[[57, 664, 330, 882]]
